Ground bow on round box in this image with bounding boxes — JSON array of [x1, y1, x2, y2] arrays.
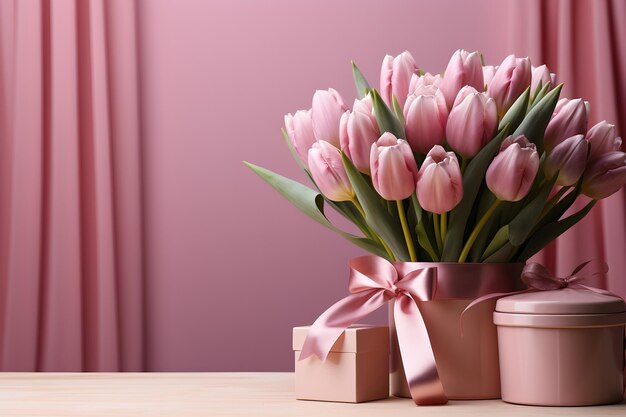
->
[[299, 256, 625, 406]]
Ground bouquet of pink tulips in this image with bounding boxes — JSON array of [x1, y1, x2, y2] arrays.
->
[[246, 50, 626, 263]]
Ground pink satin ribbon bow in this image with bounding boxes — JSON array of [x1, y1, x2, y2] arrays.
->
[[298, 255, 447, 405], [464, 260, 617, 313]]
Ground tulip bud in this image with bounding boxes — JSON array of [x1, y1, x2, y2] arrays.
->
[[340, 109, 380, 174], [482, 65, 498, 88], [486, 135, 540, 201], [403, 87, 448, 154], [488, 55, 531, 114], [284, 109, 316, 163], [370, 133, 419, 200], [585, 121, 622, 161], [544, 135, 588, 186], [416, 145, 463, 213], [452, 86, 480, 107], [543, 98, 589, 151], [308, 140, 354, 201], [440, 49, 485, 108], [530, 64, 556, 93], [582, 151, 626, 199], [352, 96, 377, 127], [446, 90, 498, 158], [380, 51, 419, 108], [311, 88, 349, 147], [408, 72, 442, 96]]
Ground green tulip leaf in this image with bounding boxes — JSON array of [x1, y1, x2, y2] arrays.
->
[[483, 241, 518, 263], [410, 194, 439, 261], [498, 87, 530, 132], [513, 84, 562, 154], [516, 200, 597, 261], [481, 225, 511, 261], [441, 127, 510, 261], [392, 95, 405, 125], [468, 190, 504, 262], [244, 162, 387, 257], [352, 61, 371, 99], [542, 184, 582, 224], [508, 174, 558, 246], [416, 222, 439, 261], [341, 152, 410, 260], [371, 89, 406, 139], [530, 81, 550, 107]]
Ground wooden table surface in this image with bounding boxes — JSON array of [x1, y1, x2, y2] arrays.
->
[[0, 372, 623, 416]]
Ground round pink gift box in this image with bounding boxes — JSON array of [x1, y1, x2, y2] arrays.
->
[[494, 288, 626, 406]]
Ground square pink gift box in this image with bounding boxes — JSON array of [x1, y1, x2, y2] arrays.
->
[[293, 324, 389, 403]]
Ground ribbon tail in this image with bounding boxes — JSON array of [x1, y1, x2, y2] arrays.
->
[[575, 284, 623, 299], [459, 289, 532, 335], [394, 295, 447, 405], [298, 289, 388, 362]]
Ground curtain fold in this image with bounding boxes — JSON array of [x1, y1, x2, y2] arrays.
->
[[0, 0, 144, 371], [509, 0, 626, 297]]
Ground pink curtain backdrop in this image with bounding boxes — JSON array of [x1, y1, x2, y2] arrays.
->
[[510, 0, 626, 297], [0, 0, 144, 371], [0, 0, 624, 371]]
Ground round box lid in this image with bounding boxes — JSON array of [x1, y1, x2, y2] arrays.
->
[[495, 287, 626, 315]]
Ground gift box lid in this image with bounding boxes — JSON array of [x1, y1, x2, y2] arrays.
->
[[292, 324, 389, 354], [495, 287, 625, 315]]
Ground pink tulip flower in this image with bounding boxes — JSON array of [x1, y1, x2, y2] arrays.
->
[[408, 72, 442, 96], [488, 55, 531, 115], [582, 151, 626, 199], [543, 98, 589, 151], [370, 133, 419, 200], [284, 109, 316, 163], [530, 64, 556, 93], [452, 85, 481, 107], [586, 121, 622, 161], [311, 88, 349, 147], [308, 140, 354, 202], [403, 87, 448, 154], [544, 135, 588, 186], [380, 51, 419, 108], [446, 90, 498, 158], [440, 49, 485, 108], [340, 109, 380, 174], [416, 145, 463, 213], [486, 135, 540, 201], [482, 65, 498, 88]]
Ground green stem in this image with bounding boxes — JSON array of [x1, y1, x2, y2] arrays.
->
[[352, 198, 396, 261], [441, 211, 447, 245], [396, 200, 417, 262], [433, 213, 443, 253], [458, 199, 502, 263]]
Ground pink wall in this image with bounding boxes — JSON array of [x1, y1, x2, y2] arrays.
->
[[138, 0, 512, 371]]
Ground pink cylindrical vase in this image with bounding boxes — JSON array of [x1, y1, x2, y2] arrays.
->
[[494, 288, 626, 406], [389, 262, 524, 400]]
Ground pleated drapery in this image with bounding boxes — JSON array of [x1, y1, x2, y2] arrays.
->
[[0, 0, 144, 371], [0, 0, 625, 372], [508, 0, 626, 297]]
